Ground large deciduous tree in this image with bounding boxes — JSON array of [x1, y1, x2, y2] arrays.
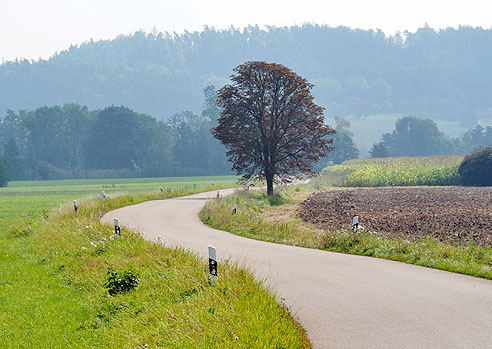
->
[[213, 61, 335, 195]]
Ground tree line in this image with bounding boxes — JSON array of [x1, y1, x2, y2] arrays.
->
[[1, 25, 492, 126], [369, 116, 492, 158], [0, 87, 230, 181], [1, 84, 491, 185]]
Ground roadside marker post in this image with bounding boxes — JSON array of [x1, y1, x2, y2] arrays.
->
[[160, 186, 163, 192], [232, 203, 237, 216], [73, 200, 78, 216], [352, 215, 359, 231], [208, 245, 218, 285], [114, 218, 121, 236], [101, 190, 106, 199], [216, 190, 220, 199]]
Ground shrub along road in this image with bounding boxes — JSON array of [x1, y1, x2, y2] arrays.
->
[[102, 189, 492, 348]]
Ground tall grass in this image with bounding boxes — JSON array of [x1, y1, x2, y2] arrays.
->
[[323, 155, 463, 186], [0, 180, 309, 347]]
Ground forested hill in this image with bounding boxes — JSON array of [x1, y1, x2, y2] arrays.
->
[[1, 25, 492, 124]]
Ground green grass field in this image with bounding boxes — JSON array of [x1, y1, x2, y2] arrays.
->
[[0, 176, 309, 347], [0, 175, 238, 235]]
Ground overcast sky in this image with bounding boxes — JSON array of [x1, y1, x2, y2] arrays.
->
[[1, 0, 491, 62]]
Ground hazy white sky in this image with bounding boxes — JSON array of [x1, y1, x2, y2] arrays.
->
[[1, 0, 491, 62]]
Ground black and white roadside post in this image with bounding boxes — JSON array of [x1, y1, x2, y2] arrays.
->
[[101, 190, 106, 199], [208, 245, 218, 285], [216, 190, 220, 199], [232, 203, 237, 216], [73, 200, 78, 216], [247, 184, 250, 190], [352, 215, 359, 232], [160, 186, 163, 192], [114, 218, 121, 236]]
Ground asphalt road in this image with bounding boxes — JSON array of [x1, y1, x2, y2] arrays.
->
[[101, 188, 492, 348]]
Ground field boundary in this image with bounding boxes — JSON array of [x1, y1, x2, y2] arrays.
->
[[200, 186, 492, 280]]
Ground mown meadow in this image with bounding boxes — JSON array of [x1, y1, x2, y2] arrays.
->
[[322, 155, 463, 187], [0, 176, 309, 347]]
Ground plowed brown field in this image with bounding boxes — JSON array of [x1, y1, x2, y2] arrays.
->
[[299, 187, 492, 246]]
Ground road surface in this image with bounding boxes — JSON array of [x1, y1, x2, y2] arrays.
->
[[102, 189, 492, 348]]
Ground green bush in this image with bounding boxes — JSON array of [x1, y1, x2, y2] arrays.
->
[[459, 146, 492, 186], [267, 192, 287, 206], [105, 267, 140, 295]]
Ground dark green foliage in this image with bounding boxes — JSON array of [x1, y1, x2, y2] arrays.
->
[[331, 131, 359, 164], [369, 142, 389, 158], [459, 147, 492, 186], [316, 116, 359, 168], [0, 155, 11, 187], [3, 138, 23, 179], [83, 106, 170, 175], [462, 125, 492, 152], [370, 116, 461, 157], [1, 25, 492, 123], [105, 267, 140, 296], [169, 108, 229, 176], [0, 87, 232, 180], [23, 104, 94, 170], [166, 85, 230, 176], [267, 193, 287, 206]]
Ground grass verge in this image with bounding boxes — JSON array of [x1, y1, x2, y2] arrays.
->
[[1, 183, 310, 347], [200, 188, 492, 280]]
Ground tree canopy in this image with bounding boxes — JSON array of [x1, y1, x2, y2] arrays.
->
[[369, 116, 461, 157], [1, 25, 492, 125], [462, 125, 492, 152], [317, 116, 359, 167], [0, 155, 11, 187], [0, 87, 232, 180], [213, 61, 335, 195]]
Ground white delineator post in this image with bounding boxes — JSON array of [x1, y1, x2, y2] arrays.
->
[[352, 215, 359, 231], [216, 190, 220, 199], [160, 186, 163, 192], [232, 203, 237, 216], [114, 218, 121, 236], [208, 245, 218, 284], [73, 200, 78, 216], [101, 190, 106, 199]]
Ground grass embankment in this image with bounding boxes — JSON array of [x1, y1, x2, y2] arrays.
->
[[200, 183, 492, 280], [0, 179, 309, 347], [323, 155, 463, 187]]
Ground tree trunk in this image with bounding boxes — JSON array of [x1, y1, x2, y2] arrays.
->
[[266, 172, 274, 196]]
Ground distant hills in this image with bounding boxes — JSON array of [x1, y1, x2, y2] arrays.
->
[[1, 24, 492, 125]]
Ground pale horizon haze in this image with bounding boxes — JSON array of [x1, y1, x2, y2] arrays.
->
[[1, 0, 491, 62]]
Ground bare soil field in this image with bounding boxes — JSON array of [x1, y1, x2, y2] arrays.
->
[[299, 187, 492, 246]]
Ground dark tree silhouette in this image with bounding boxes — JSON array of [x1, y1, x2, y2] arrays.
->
[[213, 61, 335, 195]]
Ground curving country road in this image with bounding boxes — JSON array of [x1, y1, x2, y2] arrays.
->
[[102, 189, 492, 348]]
